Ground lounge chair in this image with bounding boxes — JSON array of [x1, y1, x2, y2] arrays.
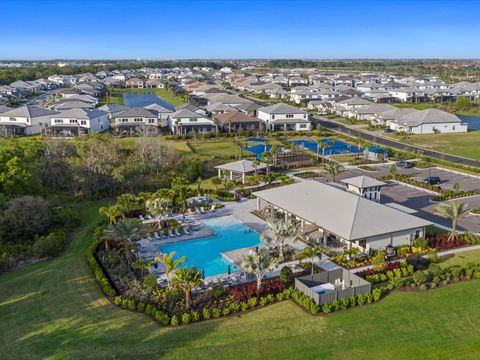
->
[[154, 232, 161, 239], [195, 207, 201, 214], [161, 231, 167, 239], [200, 206, 205, 213], [139, 215, 145, 221], [210, 205, 216, 212], [184, 227, 190, 235], [175, 228, 182, 236], [168, 229, 175, 238]]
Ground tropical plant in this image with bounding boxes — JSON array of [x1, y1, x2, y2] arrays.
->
[[132, 259, 151, 280], [173, 266, 202, 310], [196, 177, 203, 196], [146, 197, 170, 230], [158, 251, 187, 289], [435, 202, 470, 241], [240, 249, 277, 293], [104, 218, 140, 265], [324, 161, 345, 182], [262, 216, 304, 261], [389, 163, 397, 177], [99, 205, 124, 225], [299, 245, 319, 277], [170, 177, 190, 216]]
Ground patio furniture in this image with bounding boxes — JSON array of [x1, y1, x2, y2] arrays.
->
[[175, 228, 182, 236], [184, 227, 190, 235], [139, 215, 145, 221], [210, 205, 216, 212], [200, 206, 206, 213], [153, 232, 160, 239], [161, 231, 167, 239], [168, 229, 175, 238]]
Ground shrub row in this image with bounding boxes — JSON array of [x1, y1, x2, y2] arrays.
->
[[86, 231, 116, 297], [431, 189, 479, 201], [428, 233, 480, 250], [230, 279, 286, 301], [114, 287, 298, 327], [359, 263, 414, 284], [377, 175, 442, 192], [409, 262, 480, 290]]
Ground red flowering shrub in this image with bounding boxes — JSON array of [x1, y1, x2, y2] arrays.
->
[[428, 234, 466, 250], [357, 262, 401, 277], [230, 279, 285, 301]]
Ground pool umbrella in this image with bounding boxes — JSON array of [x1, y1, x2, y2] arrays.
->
[[202, 270, 205, 280], [228, 265, 231, 275]]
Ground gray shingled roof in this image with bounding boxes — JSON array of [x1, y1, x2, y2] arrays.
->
[[54, 108, 106, 120], [170, 109, 203, 118], [144, 103, 173, 113], [115, 108, 157, 118], [253, 180, 431, 241], [258, 103, 307, 115], [396, 108, 463, 127], [1, 105, 58, 118]]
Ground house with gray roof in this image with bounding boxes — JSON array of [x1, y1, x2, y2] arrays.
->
[[98, 104, 129, 118], [254, 180, 431, 253], [113, 107, 160, 135], [257, 103, 311, 131], [168, 109, 215, 135], [144, 103, 173, 125], [390, 108, 468, 134], [47, 108, 109, 137], [0, 105, 59, 136]]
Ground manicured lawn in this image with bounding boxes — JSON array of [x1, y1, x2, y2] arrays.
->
[[190, 140, 246, 159], [2, 202, 480, 359], [439, 249, 480, 268], [386, 131, 480, 161]]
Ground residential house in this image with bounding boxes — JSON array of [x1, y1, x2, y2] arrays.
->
[[114, 108, 160, 135], [168, 109, 215, 135], [214, 111, 261, 132], [125, 77, 145, 89], [389, 108, 468, 134], [47, 108, 109, 137], [257, 103, 311, 131], [0, 105, 59, 136]]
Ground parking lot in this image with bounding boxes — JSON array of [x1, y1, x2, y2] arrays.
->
[[339, 164, 480, 192], [332, 167, 480, 234]]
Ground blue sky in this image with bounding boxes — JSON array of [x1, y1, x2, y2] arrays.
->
[[2, 0, 480, 59]]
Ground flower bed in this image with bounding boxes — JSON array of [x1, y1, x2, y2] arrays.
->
[[357, 263, 414, 284], [428, 233, 480, 251], [330, 255, 371, 269], [358, 165, 378, 172], [431, 190, 479, 201], [294, 171, 322, 179]]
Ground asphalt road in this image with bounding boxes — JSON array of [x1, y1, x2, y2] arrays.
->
[[313, 117, 480, 168]]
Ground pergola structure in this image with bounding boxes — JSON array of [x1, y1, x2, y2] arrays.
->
[[215, 160, 268, 184]]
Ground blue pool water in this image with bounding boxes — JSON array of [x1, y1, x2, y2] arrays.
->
[[159, 216, 263, 277]]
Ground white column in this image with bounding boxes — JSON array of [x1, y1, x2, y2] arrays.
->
[[256, 198, 260, 211], [242, 173, 245, 184], [218, 168, 221, 179], [230, 171, 233, 180]]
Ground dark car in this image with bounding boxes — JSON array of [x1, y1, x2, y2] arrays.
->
[[423, 176, 441, 185], [397, 160, 414, 168]]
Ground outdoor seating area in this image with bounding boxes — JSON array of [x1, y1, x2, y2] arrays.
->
[[295, 268, 371, 306]]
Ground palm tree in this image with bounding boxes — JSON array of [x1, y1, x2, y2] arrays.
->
[[196, 177, 203, 196], [211, 176, 221, 190], [324, 161, 345, 182], [132, 259, 151, 280], [299, 245, 319, 277], [270, 144, 280, 167], [316, 140, 328, 165], [170, 177, 190, 216], [105, 218, 140, 265], [240, 250, 277, 294], [435, 202, 470, 241], [159, 251, 187, 289], [252, 159, 260, 176], [173, 266, 202, 310], [327, 139, 335, 160], [262, 216, 303, 261], [99, 205, 123, 225]]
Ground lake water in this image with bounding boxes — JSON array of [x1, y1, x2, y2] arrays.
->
[[459, 115, 480, 131], [123, 92, 175, 111]]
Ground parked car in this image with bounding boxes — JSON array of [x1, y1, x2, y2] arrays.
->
[[397, 160, 414, 168], [383, 128, 393, 133], [423, 176, 441, 185]]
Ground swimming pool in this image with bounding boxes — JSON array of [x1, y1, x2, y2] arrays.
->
[[159, 216, 263, 277]]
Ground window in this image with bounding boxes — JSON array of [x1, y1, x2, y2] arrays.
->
[[272, 115, 275, 120], [148, 119, 155, 124], [80, 120, 87, 125], [299, 124, 307, 128], [69, 119, 77, 124], [189, 118, 198, 122], [358, 239, 367, 249], [9, 117, 16, 121], [286, 114, 294, 118], [54, 119, 63, 123]]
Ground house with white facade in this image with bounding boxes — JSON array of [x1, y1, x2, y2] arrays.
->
[[257, 103, 311, 131], [47, 108, 109, 137], [390, 108, 468, 134], [168, 109, 215, 135], [113, 107, 160, 134], [0, 105, 59, 136]]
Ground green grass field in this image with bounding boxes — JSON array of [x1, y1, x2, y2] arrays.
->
[[386, 131, 480, 160], [439, 249, 480, 268], [2, 202, 480, 359]]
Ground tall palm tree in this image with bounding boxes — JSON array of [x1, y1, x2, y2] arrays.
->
[[105, 218, 140, 265], [159, 251, 187, 289], [299, 245, 319, 277], [173, 266, 202, 310], [240, 250, 277, 294], [327, 139, 335, 160], [435, 201, 470, 241], [262, 216, 303, 261], [170, 177, 190, 216], [99, 205, 123, 225], [270, 144, 280, 167], [132, 259, 151, 280], [252, 159, 260, 176], [196, 177, 203, 196], [324, 161, 345, 182], [316, 140, 328, 165]]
